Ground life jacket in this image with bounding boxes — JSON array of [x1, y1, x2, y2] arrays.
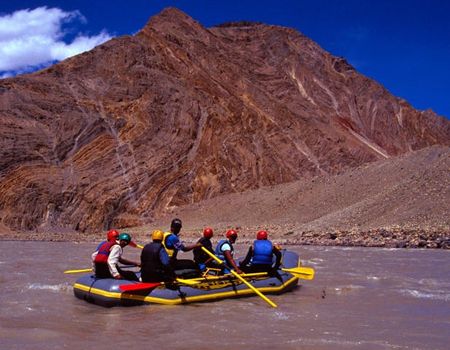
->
[[162, 232, 176, 258], [215, 239, 233, 262], [94, 241, 117, 264], [95, 240, 106, 251], [252, 240, 273, 265], [141, 242, 165, 275]]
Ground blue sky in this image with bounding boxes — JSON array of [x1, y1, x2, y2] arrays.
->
[[1, 0, 449, 118]]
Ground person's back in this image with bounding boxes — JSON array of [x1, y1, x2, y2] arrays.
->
[[193, 227, 214, 265], [141, 230, 174, 283], [240, 230, 281, 274], [252, 239, 274, 265], [93, 240, 117, 278]]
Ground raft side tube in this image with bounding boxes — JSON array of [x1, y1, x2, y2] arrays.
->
[[73, 250, 301, 307]]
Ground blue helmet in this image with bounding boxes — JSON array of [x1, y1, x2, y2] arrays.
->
[[118, 233, 131, 243]]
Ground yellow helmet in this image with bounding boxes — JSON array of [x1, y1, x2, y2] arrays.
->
[[151, 230, 164, 241]]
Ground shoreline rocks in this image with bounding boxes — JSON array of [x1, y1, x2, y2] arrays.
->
[[1, 226, 448, 249]]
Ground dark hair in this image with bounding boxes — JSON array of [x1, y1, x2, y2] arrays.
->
[[171, 218, 182, 228]]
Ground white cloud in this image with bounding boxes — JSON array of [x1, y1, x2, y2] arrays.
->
[[0, 7, 112, 76]]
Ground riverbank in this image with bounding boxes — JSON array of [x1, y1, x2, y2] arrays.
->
[[1, 224, 448, 249]]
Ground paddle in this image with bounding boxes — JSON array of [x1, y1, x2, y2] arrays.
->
[[64, 268, 93, 274], [128, 241, 144, 249], [185, 267, 314, 283], [281, 266, 315, 280], [201, 247, 277, 308]]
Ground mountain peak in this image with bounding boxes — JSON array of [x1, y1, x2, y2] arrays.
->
[[141, 7, 204, 35]]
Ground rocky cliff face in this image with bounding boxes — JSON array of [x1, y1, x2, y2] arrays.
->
[[0, 8, 449, 233]]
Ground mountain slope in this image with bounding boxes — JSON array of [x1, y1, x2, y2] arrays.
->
[[0, 8, 449, 232], [150, 146, 449, 248]]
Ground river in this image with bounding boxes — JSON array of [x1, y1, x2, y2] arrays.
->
[[0, 241, 448, 349]]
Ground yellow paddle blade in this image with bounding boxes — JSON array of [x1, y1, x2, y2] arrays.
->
[[64, 268, 93, 274], [281, 267, 315, 280]]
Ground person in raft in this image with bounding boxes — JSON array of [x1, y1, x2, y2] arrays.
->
[[140, 230, 175, 283], [215, 229, 243, 274], [162, 218, 201, 271], [91, 229, 119, 271], [92, 233, 140, 281], [239, 230, 282, 275], [193, 227, 217, 271]]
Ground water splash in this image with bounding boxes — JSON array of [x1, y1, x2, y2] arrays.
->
[[274, 311, 289, 320], [366, 275, 380, 281], [400, 289, 450, 302], [28, 283, 72, 293], [334, 284, 365, 295]]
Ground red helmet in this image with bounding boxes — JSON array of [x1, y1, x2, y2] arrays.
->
[[226, 229, 238, 240], [203, 227, 214, 239], [256, 230, 268, 240], [107, 229, 119, 242]]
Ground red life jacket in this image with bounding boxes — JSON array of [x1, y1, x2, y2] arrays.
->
[[94, 241, 117, 264]]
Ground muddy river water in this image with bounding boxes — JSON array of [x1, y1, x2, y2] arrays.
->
[[0, 241, 448, 349]]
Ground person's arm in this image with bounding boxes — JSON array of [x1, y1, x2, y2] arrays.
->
[[159, 249, 175, 279], [273, 247, 282, 269], [91, 250, 98, 271], [107, 245, 122, 278], [224, 250, 243, 274], [239, 246, 253, 267], [119, 255, 140, 267], [173, 238, 201, 252], [184, 242, 202, 251]]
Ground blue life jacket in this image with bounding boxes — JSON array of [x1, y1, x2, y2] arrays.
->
[[215, 239, 233, 262], [252, 240, 273, 265]]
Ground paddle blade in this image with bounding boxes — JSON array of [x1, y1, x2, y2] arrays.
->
[[64, 268, 93, 274], [282, 267, 315, 280], [120, 282, 161, 292]]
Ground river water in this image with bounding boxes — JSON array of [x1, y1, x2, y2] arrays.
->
[[0, 241, 448, 349]]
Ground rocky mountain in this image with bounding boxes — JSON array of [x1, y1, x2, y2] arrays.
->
[[0, 8, 449, 233], [150, 145, 448, 249]]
